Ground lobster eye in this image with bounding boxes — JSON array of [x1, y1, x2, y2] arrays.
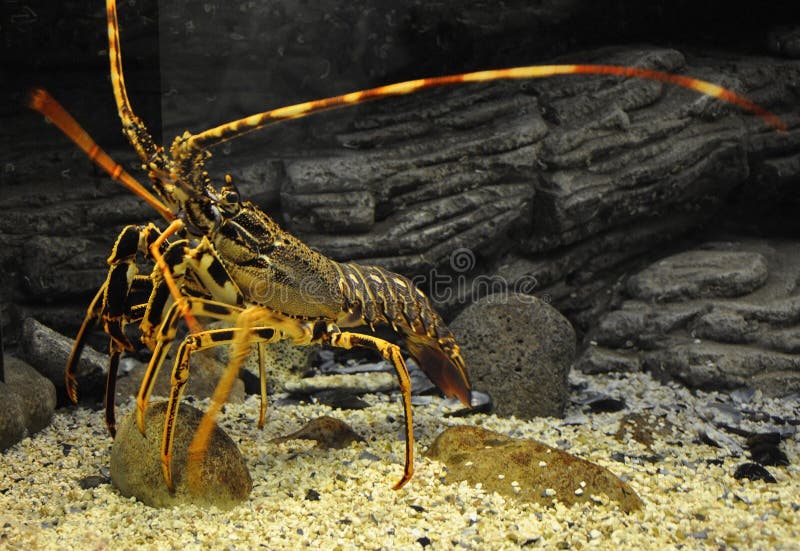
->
[[222, 174, 240, 204], [223, 188, 239, 204]]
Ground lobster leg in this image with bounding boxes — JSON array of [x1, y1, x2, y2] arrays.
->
[[103, 343, 123, 436], [136, 235, 252, 431], [66, 224, 159, 435], [65, 284, 105, 403], [185, 305, 416, 491], [160, 326, 280, 490], [329, 331, 414, 490], [135, 297, 245, 433]]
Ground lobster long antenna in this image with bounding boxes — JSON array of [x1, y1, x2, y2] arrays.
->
[[26, 88, 175, 222], [187, 64, 788, 151], [105, 0, 164, 169]]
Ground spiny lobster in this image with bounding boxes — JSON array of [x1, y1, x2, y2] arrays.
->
[[28, 0, 786, 493]]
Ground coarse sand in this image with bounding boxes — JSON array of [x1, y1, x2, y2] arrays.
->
[[2, 370, 798, 550]]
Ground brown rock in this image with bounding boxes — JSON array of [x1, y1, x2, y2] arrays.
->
[[271, 416, 365, 450], [426, 425, 643, 512], [110, 401, 252, 509]]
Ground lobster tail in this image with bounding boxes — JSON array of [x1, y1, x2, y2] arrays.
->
[[405, 332, 471, 406], [337, 263, 471, 406]]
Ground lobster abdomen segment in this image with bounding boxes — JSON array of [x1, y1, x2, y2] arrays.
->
[[336, 262, 471, 406]]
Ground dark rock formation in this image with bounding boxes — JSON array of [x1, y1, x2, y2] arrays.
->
[[578, 240, 800, 396]]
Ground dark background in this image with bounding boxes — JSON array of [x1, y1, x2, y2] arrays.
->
[[1, 0, 799, 345]]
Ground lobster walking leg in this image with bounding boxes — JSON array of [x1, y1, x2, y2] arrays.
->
[[135, 297, 246, 432], [329, 331, 414, 490], [66, 224, 162, 434], [185, 305, 416, 491], [160, 326, 280, 490]]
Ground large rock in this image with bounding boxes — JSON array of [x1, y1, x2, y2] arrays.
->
[[0, 355, 57, 450], [111, 401, 252, 509], [18, 317, 107, 403], [578, 240, 800, 396], [426, 425, 642, 512], [449, 292, 575, 418]]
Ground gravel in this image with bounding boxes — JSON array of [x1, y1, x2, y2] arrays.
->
[[2, 370, 798, 549]]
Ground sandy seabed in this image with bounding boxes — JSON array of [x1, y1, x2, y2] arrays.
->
[[2, 370, 798, 550]]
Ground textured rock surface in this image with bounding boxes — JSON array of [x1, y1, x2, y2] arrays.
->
[[449, 293, 575, 419], [18, 317, 106, 404], [110, 401, 252, 509], [0, 355, 57, 450], [578, 240, 800, 396], [2, 356, 57, 434], [271, 416, 365, 450], [426, 425, 643, 512], [0, 383, 27, 451]]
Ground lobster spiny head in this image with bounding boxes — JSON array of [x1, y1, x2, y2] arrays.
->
[[160, 133, 239, 238], [182, 174, 246, 237]]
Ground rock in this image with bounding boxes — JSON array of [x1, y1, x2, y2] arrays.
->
[[0, 355, 58, 450], [18, 317, 107, 402], [626, 250, 769, 302], [579, 240, 800, 396], [2, 355, 57, 434], [271, 416, 365, 450], [733, 463, 776, 483], [110, 401, 252, 509], [449, 292, 575, 419], [425, 425, 643, 512], [614, 412, 677, 451], [0, 383, 27, 451]]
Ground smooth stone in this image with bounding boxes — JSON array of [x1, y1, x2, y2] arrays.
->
[[110, 401, 252, 509], [0, 355, 57, 450]]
